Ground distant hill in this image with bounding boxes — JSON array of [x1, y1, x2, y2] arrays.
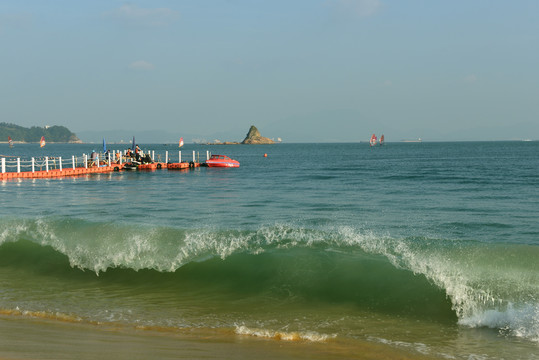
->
[[0, 123, 81, 143]]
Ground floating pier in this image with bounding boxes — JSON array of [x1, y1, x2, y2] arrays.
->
[[0, 149, 207, 181]]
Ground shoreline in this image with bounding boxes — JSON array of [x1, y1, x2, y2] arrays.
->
[[0, 314, 438, 360]]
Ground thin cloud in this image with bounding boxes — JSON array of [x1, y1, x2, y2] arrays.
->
[[104, 4, 179, 26], [328, 0, 383, 18], [129, 60, 155, 70]]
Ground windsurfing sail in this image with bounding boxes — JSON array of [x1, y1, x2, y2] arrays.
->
[[379, 134, 385, 146], [369, 134, 377, 147], [40, 136, 46, 148], [131, 136, 136, 151], [179, 137, 184, 148], [8, 136, 13, 148], [103, 138, 107, 153]]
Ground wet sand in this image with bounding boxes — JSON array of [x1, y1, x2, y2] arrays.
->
[[0, 315, 438, 360]]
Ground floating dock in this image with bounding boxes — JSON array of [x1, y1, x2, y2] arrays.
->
[[0, 165, 120, 180], [1, 149, 204, 181]]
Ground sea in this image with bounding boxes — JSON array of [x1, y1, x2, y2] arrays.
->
[[0, 141, 537, 360]]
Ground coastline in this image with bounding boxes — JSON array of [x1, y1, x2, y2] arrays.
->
[[0, 314, 437, 360]]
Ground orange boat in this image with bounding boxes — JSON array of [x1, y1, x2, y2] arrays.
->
[[205, 155, 240, 168]]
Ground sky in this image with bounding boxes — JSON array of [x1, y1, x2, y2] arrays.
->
[[1, 0, 538, 142]]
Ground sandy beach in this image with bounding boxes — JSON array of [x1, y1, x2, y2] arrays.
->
[[0, 314, 437, 360]]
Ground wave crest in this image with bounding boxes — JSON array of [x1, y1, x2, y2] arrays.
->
[[1, 217, 538, 341]]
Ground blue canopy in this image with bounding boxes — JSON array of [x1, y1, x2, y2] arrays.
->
[[102, 138, 107, 153]]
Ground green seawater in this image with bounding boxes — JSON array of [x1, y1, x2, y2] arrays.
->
[[1, 142, 538, 359]]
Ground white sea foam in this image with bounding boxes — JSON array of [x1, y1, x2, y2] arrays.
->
[[333, 225, 539, 343], [3, 217, 538, 343], [459, 303, 539, 342], [369, 336, 432, 356], [0, 218, 37, 246], [235, 325, 335, 342]]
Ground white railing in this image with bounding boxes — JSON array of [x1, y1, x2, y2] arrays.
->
[[159, 150, 208, 164], [1, 148, 210, 174], [0, 155, 89, 173]]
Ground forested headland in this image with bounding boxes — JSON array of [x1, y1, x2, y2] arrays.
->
[[0, 123, 81, 143]]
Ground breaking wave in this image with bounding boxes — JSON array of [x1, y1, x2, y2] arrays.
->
[[0, 217, 538, 342]]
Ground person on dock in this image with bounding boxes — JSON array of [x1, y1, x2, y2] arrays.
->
[[90, 150, 97, 167], [141, 153, 152, 164], [135, 145, 141, 161]]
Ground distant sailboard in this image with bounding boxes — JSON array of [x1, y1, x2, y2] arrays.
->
[[369, 134, 377, 147], [379, 134, 385, 146], [40, 136, 46, 148], [8, 136, 13, 148], [179, 137, 184, 148]]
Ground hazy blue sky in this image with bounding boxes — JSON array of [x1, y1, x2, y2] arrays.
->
[[1, 1, 538, 142]]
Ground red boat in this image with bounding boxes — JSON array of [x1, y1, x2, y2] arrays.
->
[[205, 154, 240, 168]]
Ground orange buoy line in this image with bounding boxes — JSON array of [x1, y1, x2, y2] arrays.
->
[[138, 162, 164, 171], [0, 162, 201, 180], [138, 162, 200, 171], [167, 162, 193, 170], [0, 164, 122, 181]]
